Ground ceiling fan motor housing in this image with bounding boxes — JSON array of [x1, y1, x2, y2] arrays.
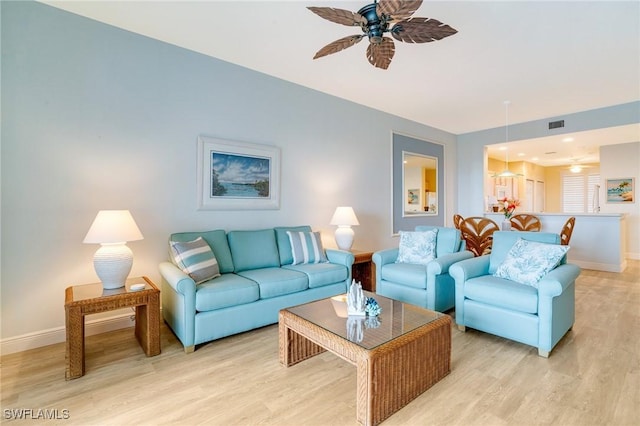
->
[[358, 3, 388, 44]]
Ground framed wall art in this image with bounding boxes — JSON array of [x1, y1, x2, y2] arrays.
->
[[197, 136, 280, 210], [606, 177, 634, 203]]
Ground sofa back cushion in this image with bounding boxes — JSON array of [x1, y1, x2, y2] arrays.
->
[[489, 231, 561, 274], [228, 229, 280, 272], [274, 225, 312, 265], [415, 226, 462, 256], [170, 230, 234, 274]]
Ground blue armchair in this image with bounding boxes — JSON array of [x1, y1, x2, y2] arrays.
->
[[450, 231, 581, 357], [372, 226, 473, 312]]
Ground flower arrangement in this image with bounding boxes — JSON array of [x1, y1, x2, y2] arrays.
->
[[499, 197, 520, 219]]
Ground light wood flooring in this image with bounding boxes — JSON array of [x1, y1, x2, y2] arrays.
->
[[2, 261, 639, 425]]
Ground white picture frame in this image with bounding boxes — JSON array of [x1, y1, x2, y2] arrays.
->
[[197, 136, 280, 210]]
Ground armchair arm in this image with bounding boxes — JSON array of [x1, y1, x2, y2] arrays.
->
[[451, 255, 490, 327], [372, 248, 399, 267], [427, 250, 475, 275], [537, 263, 581, 297], [449, 255, 490, 283]]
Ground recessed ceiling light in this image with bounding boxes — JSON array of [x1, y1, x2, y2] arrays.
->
[[498, 146, 508, 151], [562, 137, 574, 142], [517, 152, 526, 157], [532, 157, 539, 161]]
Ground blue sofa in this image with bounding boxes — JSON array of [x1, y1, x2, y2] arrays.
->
[[450, 231, 581, 357], [159, 226, 354, 352], [372, 226, 473, 312]]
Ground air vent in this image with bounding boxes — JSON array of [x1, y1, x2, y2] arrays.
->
[[549, 120, 565, 129]]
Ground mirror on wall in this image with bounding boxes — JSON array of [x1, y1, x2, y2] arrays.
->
[[403, 152, 437, 216], [392, 133, 444, 234]]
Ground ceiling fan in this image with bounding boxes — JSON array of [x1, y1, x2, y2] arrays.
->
[[565, 158, 596, 173], [308, 0, 457, 69]]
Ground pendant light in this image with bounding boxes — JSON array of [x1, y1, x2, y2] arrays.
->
[[495, 101, 520, 178]]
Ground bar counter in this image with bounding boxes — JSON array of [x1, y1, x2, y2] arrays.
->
[[484, 212, 627, 272]]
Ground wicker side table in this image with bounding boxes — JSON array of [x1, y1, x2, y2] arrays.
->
[[64, 276, 160, 380], [351, 250, 376, 292]]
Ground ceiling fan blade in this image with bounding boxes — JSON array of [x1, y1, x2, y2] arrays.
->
[[366, 37, 395, 69], [313, 35, 365, 59], [307, 6, 367, 27], [391, 17, 457, 43], [377, 0, 423, 21]]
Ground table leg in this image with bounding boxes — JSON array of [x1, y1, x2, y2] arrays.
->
[[135, 294, 160, 357], [279, 314, 325, 367], [65, 306, 85, 380]]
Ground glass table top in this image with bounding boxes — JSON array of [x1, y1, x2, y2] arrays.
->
[[68, 277, 154, 303], [284, 291, 444, 350]]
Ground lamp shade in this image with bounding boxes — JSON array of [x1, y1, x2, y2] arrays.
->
[[330, 207, 360, 226], [83, 210, 143, 289], [83, 210, 143, 244]]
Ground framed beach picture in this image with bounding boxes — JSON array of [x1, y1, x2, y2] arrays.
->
[[606, 177, 634, 203], [197, 136, 280, 210], [407, 189, 419, 205]]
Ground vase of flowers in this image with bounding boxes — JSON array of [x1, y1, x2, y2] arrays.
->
[[499, 197, 520, 230]]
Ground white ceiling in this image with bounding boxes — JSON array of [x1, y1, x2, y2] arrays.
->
[[42, 0, 640, 165]]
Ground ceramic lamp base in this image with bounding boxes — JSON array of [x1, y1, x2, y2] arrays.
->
[[334, 226, 355, 250], [93, 243, 133, 289]]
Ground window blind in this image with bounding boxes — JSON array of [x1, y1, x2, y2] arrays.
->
[[562, 173, 600, 213]]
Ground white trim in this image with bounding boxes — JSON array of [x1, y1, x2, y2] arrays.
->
[[571, 259, 628, 273], [0, 313, 134, 356]]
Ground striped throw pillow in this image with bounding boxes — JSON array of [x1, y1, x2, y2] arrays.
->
[[170, 237, 221, 284], [287, 231, 328, 265]]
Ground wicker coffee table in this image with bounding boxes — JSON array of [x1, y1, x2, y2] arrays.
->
[[279, 293, 451, 426]]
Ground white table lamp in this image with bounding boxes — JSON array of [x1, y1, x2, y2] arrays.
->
[[330, 206, 360, 250], [83, 210, 144, 289]]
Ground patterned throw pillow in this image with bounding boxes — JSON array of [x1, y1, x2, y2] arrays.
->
[[287, 231, 328, 265], [170, 237, 221, 284], [493, 238, 569, 287], [396, 229, 438, 265]]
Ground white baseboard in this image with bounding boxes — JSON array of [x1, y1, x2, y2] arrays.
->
[[627, 252, 639, 260], [1, 313, 135, 356], [572, 259, 628, 273]]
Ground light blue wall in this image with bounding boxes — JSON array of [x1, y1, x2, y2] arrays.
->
[[1, 1, 457, 340]]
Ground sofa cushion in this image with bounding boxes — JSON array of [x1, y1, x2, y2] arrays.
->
[[464, 275, 538, 314], [228, 229, 280, 272], [287, 231, 328, 265], [380, 262, 427, 289], [195, 273, 259, 312], [283, 263, 348, 288], [169, 237, 221, 284], [275, 225, 312, 265], [170, 230, 234, 274], [489, 231, 561, 274], [494, 238, 570, 287], [236, 267, 308, 299], [396, 229, 438, 265], [415, 226, 462, 255]]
